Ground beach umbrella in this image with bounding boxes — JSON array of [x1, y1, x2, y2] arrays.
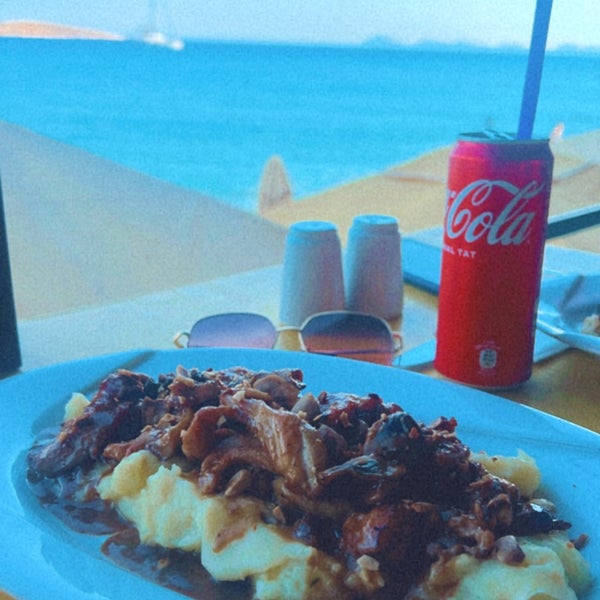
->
[[258, 155, 293, 214]]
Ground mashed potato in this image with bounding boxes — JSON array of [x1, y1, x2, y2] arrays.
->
[[98, 450, 592, 600], [470, 449, 541, 498], [63, 392, 90, 421], [99, 451, 350, 600], [524, 533, 594, 597], [417, 537, 585, 600]]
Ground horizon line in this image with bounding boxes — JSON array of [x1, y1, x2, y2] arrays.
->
[[1, 19, 598, 55]]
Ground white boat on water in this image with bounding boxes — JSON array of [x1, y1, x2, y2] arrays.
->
[[141, 0, 185, 50]]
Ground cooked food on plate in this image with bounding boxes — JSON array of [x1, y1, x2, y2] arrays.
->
[[27, 365, 593, 599]]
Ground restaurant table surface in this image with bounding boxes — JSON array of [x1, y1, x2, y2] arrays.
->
[[8, 227, 600, 435]]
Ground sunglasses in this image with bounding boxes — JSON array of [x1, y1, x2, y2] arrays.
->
[[174, 311, 402, 365]]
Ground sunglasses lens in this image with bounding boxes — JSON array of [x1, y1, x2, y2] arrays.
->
[[300, 312, 395, 365], [188, 313, 277, 349]]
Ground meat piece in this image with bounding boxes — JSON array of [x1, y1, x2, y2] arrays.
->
[[167, 372, 222, 410], [249, 369, 305, 409], [198, 434, 275, 495], [318, 413, 478, 507], [188, 386, 329, 499], [291, 513, 345, 554], [181, 405, 239, 462], [363, 411, 424, 459], [173, 366, 304, 408], [103, 410, 194, 462], [439, 476, 570, 562], [273, 476, 353, 521], [511, 501, 571, 535], [28, 366, 272, 478], [102, 367, 254, 463], [220, 389, 328, 495], [467, 473, 520, 533], [322, 456, 403, 482], [415, 426, 478, 506], [495, 535, 525, 565], [428, 415, 459, 433], [445, 512, 497, 558], [28, 370, 151, 477], [572, 533, 589, 550], [342, 502, 441, 572], [315, 392, 403, 448], [318, 454, 408, 502], [291, 393, 321, 420]]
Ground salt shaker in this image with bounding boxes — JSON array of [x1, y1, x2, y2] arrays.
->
[[344, 214, 403, 320], [279, 221, 345, 327]]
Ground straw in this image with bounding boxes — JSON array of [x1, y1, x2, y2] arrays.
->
[[517, 0, 553, 139]]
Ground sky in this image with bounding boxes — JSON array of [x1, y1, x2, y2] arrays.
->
[[1, 0, 599, 50]]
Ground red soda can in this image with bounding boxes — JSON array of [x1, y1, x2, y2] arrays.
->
[[434, 132, 553, 388]]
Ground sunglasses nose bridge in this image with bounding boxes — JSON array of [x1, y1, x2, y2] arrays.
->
[[275, 325, 304, 351]]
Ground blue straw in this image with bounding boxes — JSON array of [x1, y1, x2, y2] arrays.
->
[[517, 0, 553, 139]]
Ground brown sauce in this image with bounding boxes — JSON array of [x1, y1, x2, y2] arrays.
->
[[26, 466, 252, 600], [102, 528, 251, 600]]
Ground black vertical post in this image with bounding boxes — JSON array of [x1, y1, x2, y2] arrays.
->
[[0, 176, 21, 376]]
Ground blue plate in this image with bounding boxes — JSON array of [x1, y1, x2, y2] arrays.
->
[[2, 348, 598, 599]]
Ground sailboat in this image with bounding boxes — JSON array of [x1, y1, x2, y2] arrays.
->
[[141, 0, 185, 50]]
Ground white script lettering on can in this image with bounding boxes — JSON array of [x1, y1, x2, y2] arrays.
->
[[445, 180, 545, 245]]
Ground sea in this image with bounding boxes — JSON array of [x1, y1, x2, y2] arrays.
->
[[1, 38, 599, 212]]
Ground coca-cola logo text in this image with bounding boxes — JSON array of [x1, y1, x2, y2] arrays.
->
[[445, 179, 545, 245]]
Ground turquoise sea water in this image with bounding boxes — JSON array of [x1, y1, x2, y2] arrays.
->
[[1, 39, 599, 212]]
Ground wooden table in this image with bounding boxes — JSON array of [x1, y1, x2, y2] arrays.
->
[[11, 234, 599, 433], [276, 279, 600, 434], [410, 287, 600, 434], [2, 230, 599, 600], [398, 232, 600, 434]]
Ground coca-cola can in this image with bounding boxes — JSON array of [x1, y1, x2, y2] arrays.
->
[[434, 132, 553, 388]]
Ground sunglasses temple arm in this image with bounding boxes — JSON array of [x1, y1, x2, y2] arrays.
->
[[173, 331, 191, 348], [392, 331, 403, 354]]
